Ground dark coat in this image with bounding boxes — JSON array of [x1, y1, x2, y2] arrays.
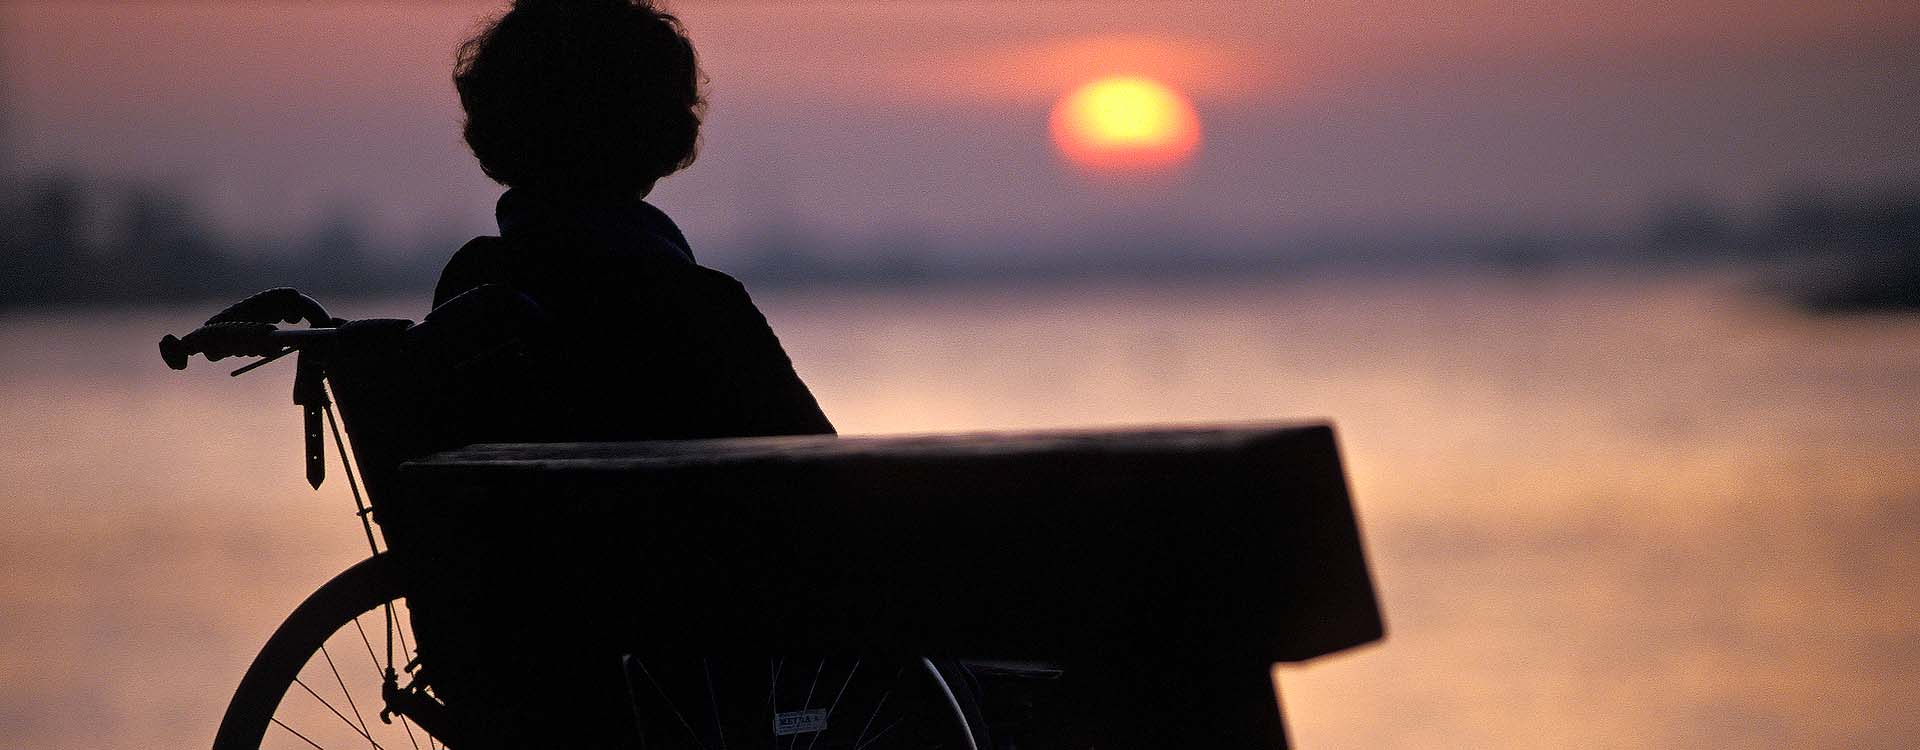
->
[[431, 195, 833, 442]]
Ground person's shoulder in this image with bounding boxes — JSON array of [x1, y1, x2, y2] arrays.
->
[[632, 262, 779, 337], [623, 252, 747, 296], [681, 265, 772, 319], [684, 263, 750, 294], [433, 236, 511, 309]]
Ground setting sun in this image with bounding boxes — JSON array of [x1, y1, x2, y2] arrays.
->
[[1050, 76, 1202, 172]]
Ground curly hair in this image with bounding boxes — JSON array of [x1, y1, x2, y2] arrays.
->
[[454, 0, 704, 196]]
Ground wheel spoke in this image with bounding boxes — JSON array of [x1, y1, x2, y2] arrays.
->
[[805, 659, 860, 750], [272, 716, 329, 750], [351, 614, 423, 750], [397, 714, 424, 750], [293, 676, 388, 749], [767, 657, 784, 711], [769, 658, 782, 750], [786, 659, 826, 750], [393, 605, 413, 666], [391, 607, 428, 750], [848, 682, 890, 748], [853, 717, 903, 750], [632, 658, 709, 750], [352, 616, 383, 678], [321, 645, 376, 743], [703, 657, 727, 750]]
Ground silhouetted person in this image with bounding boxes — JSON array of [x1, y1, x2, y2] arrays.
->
[[435, 0, 832, 441]]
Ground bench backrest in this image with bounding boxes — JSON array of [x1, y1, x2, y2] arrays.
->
[[395, 425, 1383, 750], [396, 425, 1382, 662]]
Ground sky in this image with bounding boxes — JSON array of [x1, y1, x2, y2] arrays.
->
[[4, 0, 1920, 263]]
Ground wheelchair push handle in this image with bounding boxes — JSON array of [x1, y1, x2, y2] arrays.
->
[[158, 287, 344, 371], [159, 324, 338, 371], [206, 287, 341, 329]]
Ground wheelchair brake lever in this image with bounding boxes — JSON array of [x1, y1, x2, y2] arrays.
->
[[229, 347, 294, 377]]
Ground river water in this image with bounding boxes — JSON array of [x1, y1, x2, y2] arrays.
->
[[3, 273, 1917, 748]]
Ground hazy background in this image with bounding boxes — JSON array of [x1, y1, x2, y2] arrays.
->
[[5, 0, 1919, 300], [3, 2, 1919, 748]]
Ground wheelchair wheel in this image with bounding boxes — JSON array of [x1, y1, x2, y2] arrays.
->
[[213, 554, 452, 750], [623, 656, 987, 750], [214, 555, 987, 750]]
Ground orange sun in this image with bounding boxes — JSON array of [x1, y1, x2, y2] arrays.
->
[[1049, 76, 1202, 173]]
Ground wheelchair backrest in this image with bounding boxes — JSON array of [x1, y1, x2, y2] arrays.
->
[[324, 284, 558, 535]]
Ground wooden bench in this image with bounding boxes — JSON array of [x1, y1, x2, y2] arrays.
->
[[392, 422, 1382, 749]]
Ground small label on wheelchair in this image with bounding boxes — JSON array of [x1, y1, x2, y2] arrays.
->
[[773, 708, 829, 736]]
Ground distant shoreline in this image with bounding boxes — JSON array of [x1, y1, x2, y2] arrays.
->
[[5, 174, 1915, 315]]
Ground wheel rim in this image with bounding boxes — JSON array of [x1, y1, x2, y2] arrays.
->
[[219, 557, 980, 750], [265, 601, 441, 750], [624, 656, 980, 750], [215, 555, 447, 750]]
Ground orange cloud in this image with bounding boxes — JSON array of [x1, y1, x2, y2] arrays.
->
[[890, 34, 1286, 105]]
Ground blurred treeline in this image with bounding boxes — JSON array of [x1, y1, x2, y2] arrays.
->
[[1638, 185, 1920, 312], [2, 166, 1917, 312], [0, 172, 451, 311]]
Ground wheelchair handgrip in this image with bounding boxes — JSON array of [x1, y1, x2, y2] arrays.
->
[[159, 322, 323, 369], [203, 287, 337, 328]]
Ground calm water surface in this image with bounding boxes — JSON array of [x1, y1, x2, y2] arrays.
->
[[2, 274, 1917, 748]]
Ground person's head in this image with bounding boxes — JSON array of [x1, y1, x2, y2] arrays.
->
[[454, 0, 703, 198]]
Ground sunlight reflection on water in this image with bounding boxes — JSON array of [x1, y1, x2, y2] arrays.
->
[[2, 273, 1916, 748]]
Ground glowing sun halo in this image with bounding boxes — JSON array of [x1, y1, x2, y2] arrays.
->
[[1050, 76, 1202, 173]]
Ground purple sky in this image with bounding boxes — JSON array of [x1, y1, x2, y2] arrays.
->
[[6, 1, 1920, 262]]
